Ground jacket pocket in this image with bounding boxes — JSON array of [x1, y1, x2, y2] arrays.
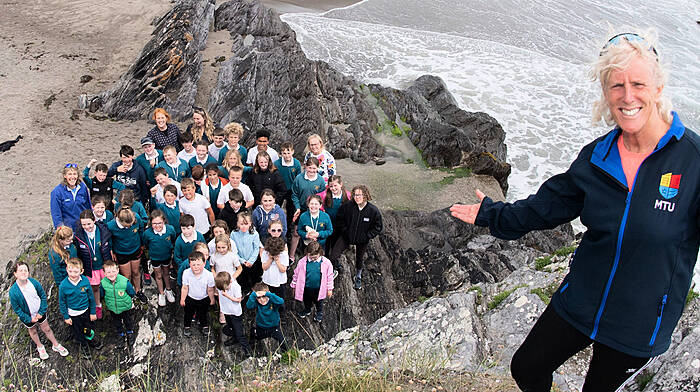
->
[[648, 294, 667, 346]]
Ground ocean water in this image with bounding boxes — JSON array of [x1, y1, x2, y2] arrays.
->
[[280, 0, 700, 288]]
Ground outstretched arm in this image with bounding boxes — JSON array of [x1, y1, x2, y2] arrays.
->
[[449, 189, 486, 224]]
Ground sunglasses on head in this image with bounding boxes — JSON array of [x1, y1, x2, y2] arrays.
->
[[192, 106, 205, 113], [600, 33, 658, 57], [65, 163, 78, 168]]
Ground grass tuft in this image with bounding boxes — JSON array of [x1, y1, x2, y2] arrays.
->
[[487, 284, 526, 310]]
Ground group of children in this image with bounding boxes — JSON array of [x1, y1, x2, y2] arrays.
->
[[14, 109, 383, 361]]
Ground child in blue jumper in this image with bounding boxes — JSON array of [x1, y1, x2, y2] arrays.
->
[[59, 258, 101, 350], [49, 226, 77, 287], [151, 184, 181, 235], [246, 282, 287, 353], [143, 209, 177, 306], [174, 214, 205, 270], [10, 261, 69, 359]]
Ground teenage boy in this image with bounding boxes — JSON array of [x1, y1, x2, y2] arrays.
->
[[216, 166, 254, 210], [218, 122, 247, 165], [84, 160, 125, 211], [246, 128, 279, 166], [179, 178, 215, 237], [135, 137, 164, 188], [108, 144, 148, 203], [208, 127, 227, 162], [274, 141, 301, 238], [150, 167, 183, 204]]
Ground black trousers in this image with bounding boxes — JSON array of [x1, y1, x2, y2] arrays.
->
[[302, 287, 323, 314], [110, 309, 134, 335], [511, 304, 654, 392], [329, 236, 368, 272], [268, 284, 286, 314], [250, 325, 287, 351], [70, 311, 97, 346], [239, 260, 263, 293], [184, 296, 210, 328], [223, 314, 251, 351]]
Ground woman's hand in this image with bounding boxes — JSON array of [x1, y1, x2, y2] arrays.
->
[[450, 189, 486, 224]]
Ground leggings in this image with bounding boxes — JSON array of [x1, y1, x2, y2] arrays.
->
[[510, 304, 655, 392], [329, 236, 368, 272]]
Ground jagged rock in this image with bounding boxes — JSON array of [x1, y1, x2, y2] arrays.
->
[[369, 76, 511, 194], [100, 0, 215, 121], [98, 374, 121, 392], [209, 0, 383, 162]]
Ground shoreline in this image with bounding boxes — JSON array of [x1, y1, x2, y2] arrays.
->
[[261, 0, 362, 14]]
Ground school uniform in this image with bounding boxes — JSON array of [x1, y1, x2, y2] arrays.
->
[[291, 173, 326, 212], [155, 159, 190, 183], [297, 210, 333, 247], [143, 225, 177, 268], [151, 197, 181, 235], [246, 291, 286, 350], [49, 245, 78, 287], [188, 155, 217, 171], [210, 251, 241, 277], [217, 182, 254, 206], [100, 274, 136, 336], [173, 232, 205, 268], [135, 149, 164, 187], [9, 278, 48, 327], [177, 148, 197, 164], [201, 177, 228, 217], [106, 219, 142, 264], [208, 143, 225, 162], [152, 180, 183, 204], [218, 143, 248, 166], [182, 268, 214, 328], [231, 230, 261, 290], [219, 280, 250, 352], [291, 255, 334, 319], [74, 221, 113, 279], [261, 249, 289, 304], [59, 276, 98, 347], [246, 147, 279, 166], [179, 194, 212, 235]]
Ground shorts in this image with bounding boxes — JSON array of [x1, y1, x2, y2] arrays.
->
[[22, 314, 47, 328], [151, 258, 172, 268], [87, 268, 105, 286], [115, 249, 142, 265]]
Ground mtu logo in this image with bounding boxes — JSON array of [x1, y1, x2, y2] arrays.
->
[[658, 173, 681, 199]]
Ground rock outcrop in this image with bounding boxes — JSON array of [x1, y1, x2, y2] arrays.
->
[[100, 0, 215, 121]]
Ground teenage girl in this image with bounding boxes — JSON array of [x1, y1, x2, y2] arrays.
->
[[107, 208, 147, 302], [142, 210, 177, 306], [49, 226, 77, 287], [230, 212, 261, 293], [220, 149, 252, 182], [318, 175, 351, 253], [74, 209, 113, 319], [245, 151, 287, 206], [297, 195, 333, 249]]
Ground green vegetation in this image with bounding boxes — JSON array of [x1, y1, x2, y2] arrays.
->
[[534, 255, 553, 271], [553, 245, 577, 257], [636, 370, 655, 390], [280, 348, 300, 365], [469, 285, 483, 302], [437, 166, 471, 185], [530, 282, 560, 305], [686, 290, 699, 307], [487, 284, 527, 310]]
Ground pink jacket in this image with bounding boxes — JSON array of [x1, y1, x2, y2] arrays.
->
[[316, 189, 351, 212], [290, 255, 334, 301]]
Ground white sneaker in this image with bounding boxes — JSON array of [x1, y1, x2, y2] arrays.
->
[[165, 289, 176, 303], [52, 344, 69, 357], [37, 345, 49, 360], [158, 294, 166, 307]]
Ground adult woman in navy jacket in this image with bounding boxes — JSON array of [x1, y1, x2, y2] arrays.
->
[[451, 31, 699, 392], [50, 163, 92, 230]]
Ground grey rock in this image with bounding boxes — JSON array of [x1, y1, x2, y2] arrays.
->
[[100, 0, 215, 121]]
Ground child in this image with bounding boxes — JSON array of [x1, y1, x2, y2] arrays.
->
[[143, 210, 177, 306], [253, 189, 288, 244], [291, 241, 334, 322], [231, 212, 261, 293], [318, 175, 351, 253], [177, 241, 211, 286], [107, 144, 148, 203], [74, 209, 113, 319], [217, 166, 254, 210], [91, 196, 113, 223], [177, 131, 196, 163], [330, 185, 383, 289], [190, 165, 205, 194], [207, 220, 237, 259], [106, 208, 147, 302], [189, 140, 217, 170], [179, 178, 215, 237], [297, 195, 333, 249], [208, 127, 227, 162], [173, 214, 205, 269], [274, 141, 302, 242], [151, 184, 181, 235], [114, 189, 148, 229], [134, 137, 164, 189], [10, 261, 69, 359], [49, 226, 78, 287], [218, 122, 247, 165], [290, 157, 325, 259], [246, 128, 279, 166], [100, 261, 136, 348], [201, 163, 228, 217], [219, 189, 248, 231], [215, 271, 251, 355], [211, 234, 242, 279], [83, 160, 124, 211], [265, 219, 288, 250], [59, 258, 101, 349], [304, 134, 336, 184], [261, 237, 289, 311], [150, 167, 183, 204], [156, 145, 190, 183], [246, 282, 287, 352], [180, 251, 215, 336], [245, 151, 287, 207]]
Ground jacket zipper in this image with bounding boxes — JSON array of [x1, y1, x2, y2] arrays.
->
[[113, 281, 118, 311], [649, 294, 667, 346]]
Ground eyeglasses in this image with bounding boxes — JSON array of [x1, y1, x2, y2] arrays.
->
[[270, 229, 282, 233], [65, 163, 77, 168], [600, 33, 658, 57]]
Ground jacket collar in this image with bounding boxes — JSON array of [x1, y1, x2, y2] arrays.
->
[[590, 111, 685, 186]]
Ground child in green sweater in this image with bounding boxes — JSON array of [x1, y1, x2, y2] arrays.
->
[[100, 261, 136, 348]]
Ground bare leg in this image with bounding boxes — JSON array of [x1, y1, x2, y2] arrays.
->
[[39, 321, 60, 347], [27, 325, 42, 347], [161, 265, 172, 290], [289, 225, 300, 261], [153, 266, 164, 294], [130, 259, 141, 292], [119, 263, 131, 282], [91, 285, 101, 307]]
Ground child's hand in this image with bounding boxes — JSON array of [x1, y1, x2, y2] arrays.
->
[[255, 290, 266, 297], [293, 209, 300, 222], [117, 165, 126, 173], [31, 314, 40, 323], [150, 186, 158, 196], [88, 158, 97, 167], [180, 299, 186, 307], [64, 319, 72, 325], [327, 290, 333, 298], [90, 314, 97, 322], [149, 158, 157, 168]]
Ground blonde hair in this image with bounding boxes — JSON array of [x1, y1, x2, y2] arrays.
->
[[223, 149, 244, 171], [590, 28, 672, 126], [194, 241, 209, 258], [214, 234, 232, 254], [191, 108, 215, 142], [51, 226, 74, 260], [224, 122, 244, 138], [116, 207, 136, 227], [306, 133, 325, 153], [163, 145, 177, 155], [66, 257, 83, 270]]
